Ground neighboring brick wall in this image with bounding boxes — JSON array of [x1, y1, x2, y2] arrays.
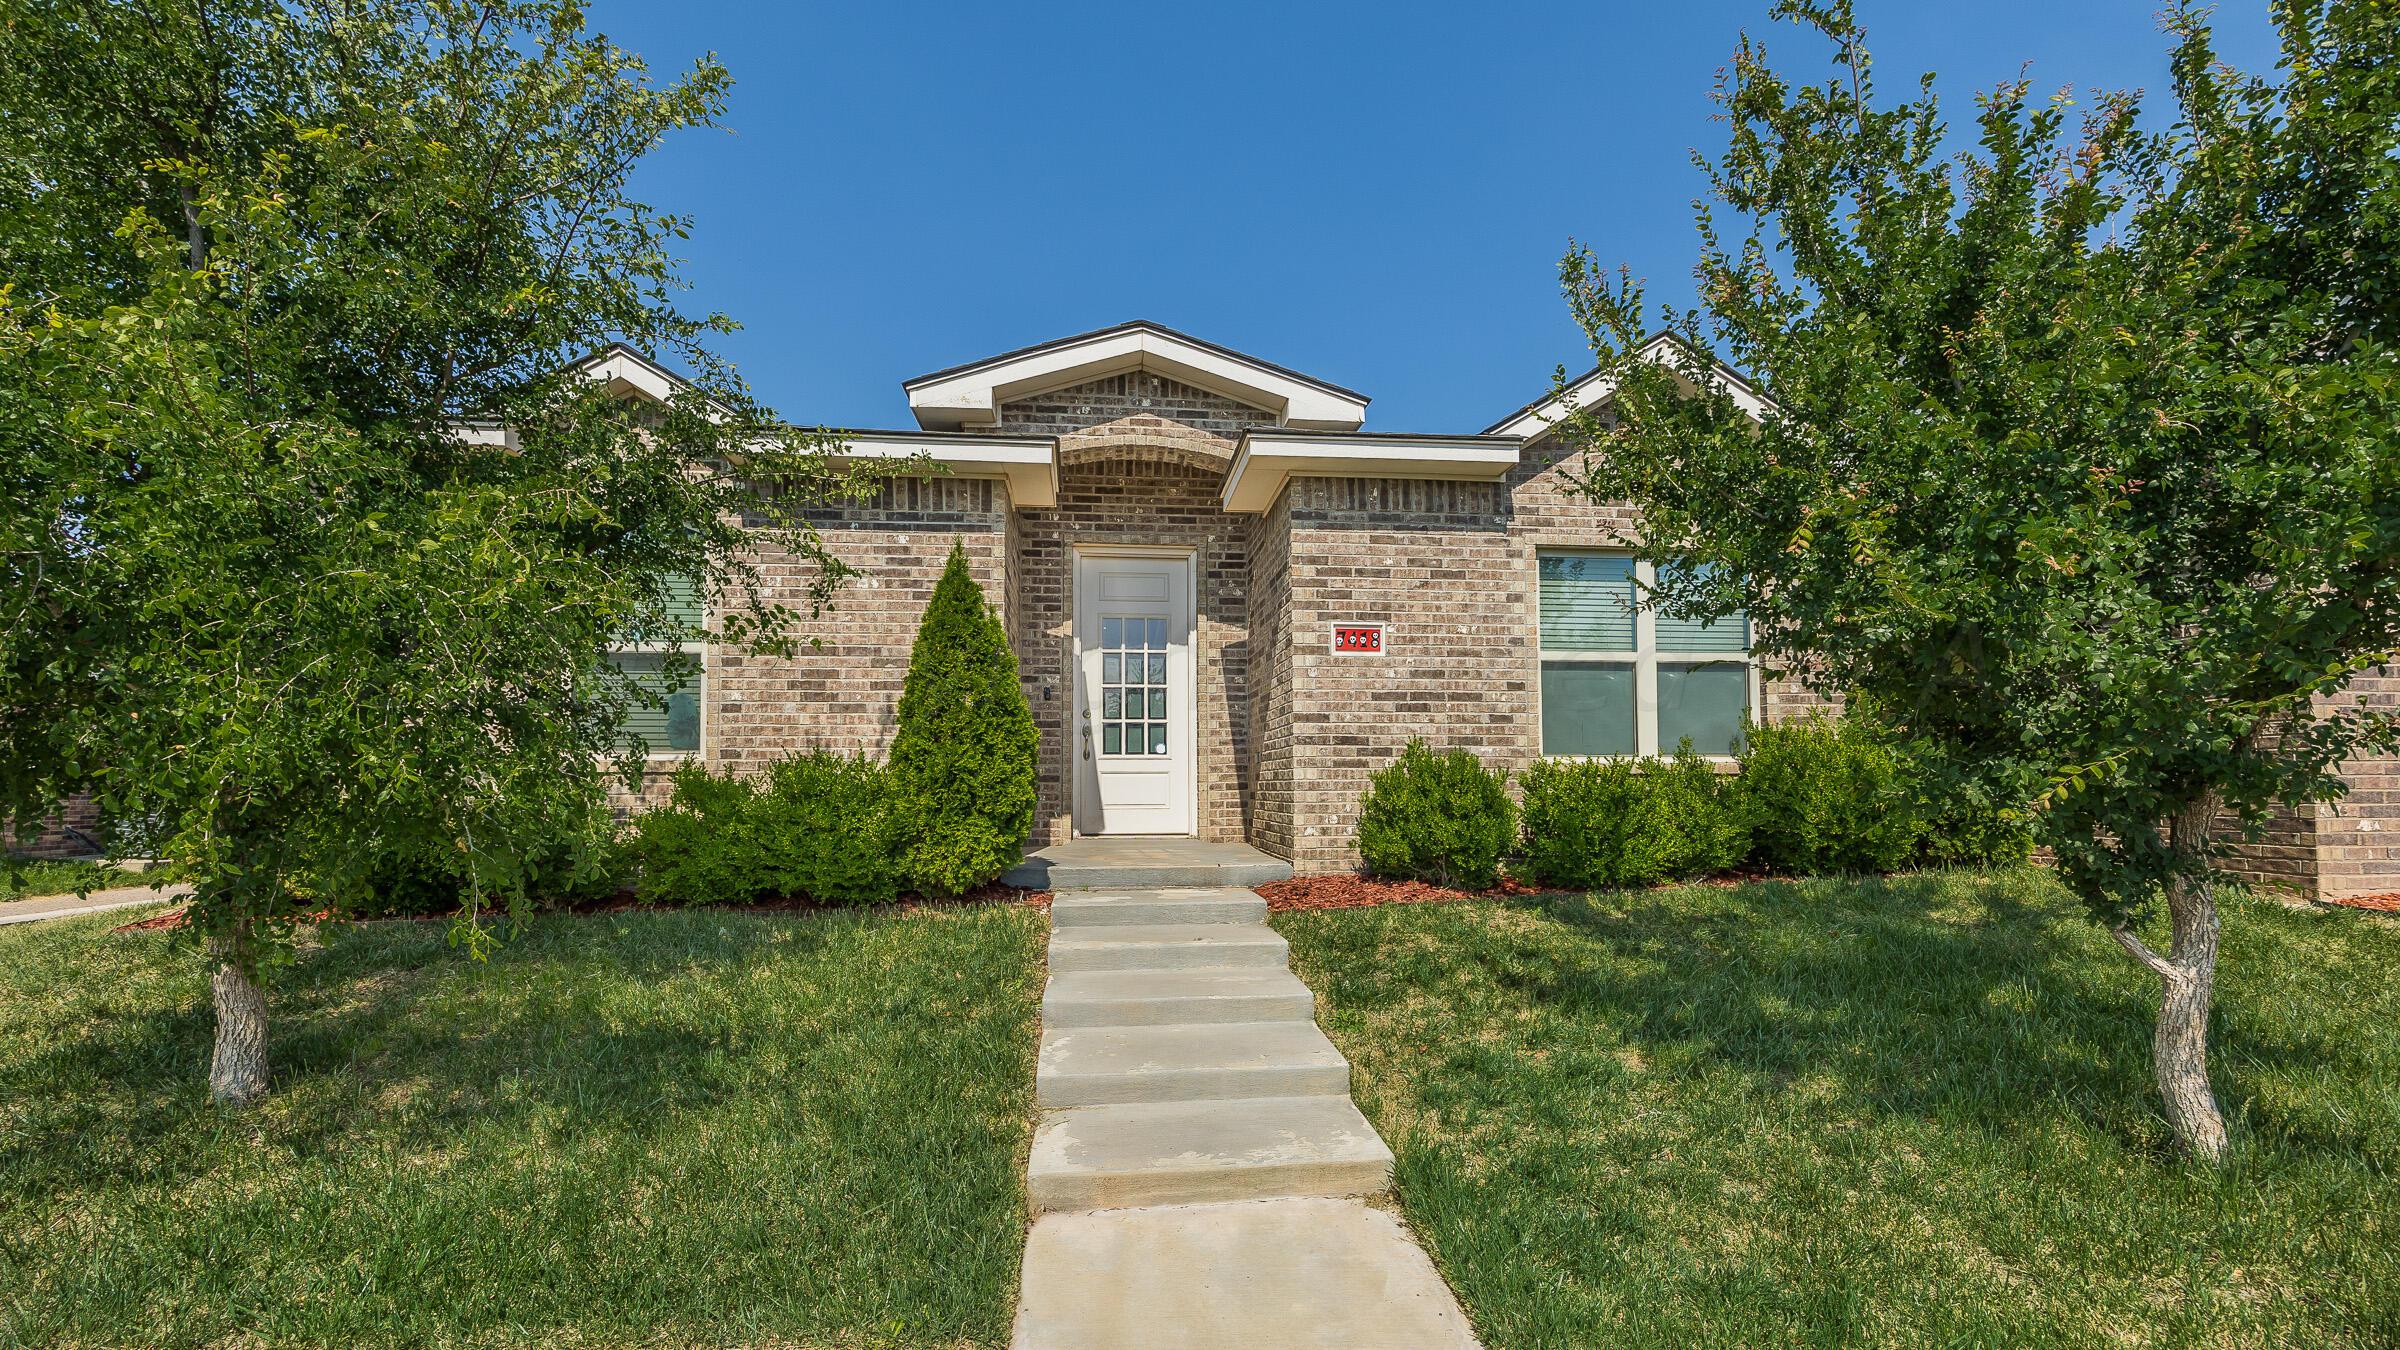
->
[[3, 794, 104, 860], [2220, 664, 2400, 898]]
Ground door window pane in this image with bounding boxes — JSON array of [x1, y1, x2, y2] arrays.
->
[[1102, 617, 1122, 648], [1147, 688, 1166, 719], [1146, 653, 1166, 683], [1540, 662, 1636, 757], [1102, 723, 1121, 754], [1101, 688, 1121, 717], [1658, 662, 1749, 756], [1147, 618, 1166, 649], [1148, 724, 1167, 754]]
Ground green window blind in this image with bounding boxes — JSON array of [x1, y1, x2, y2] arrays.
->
[[607, 652, 702, 753], [1538, 553, 1636, 652], [662, 573, 705, 629], [1651, 563, 1749, 653]]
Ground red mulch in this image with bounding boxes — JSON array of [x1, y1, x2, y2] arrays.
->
[[111, 884, 1052, 934], [1254, 873, 1546, 913], [2321, 891, 2400, 914]]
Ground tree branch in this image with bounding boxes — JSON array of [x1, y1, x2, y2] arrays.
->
[[2110, 924, 2177, 979]]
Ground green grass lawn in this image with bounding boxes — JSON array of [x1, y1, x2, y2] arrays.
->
[[1, 858, 188, 903], [1276, 868, 2400, 1349], [0, 900, 1045, 1349]]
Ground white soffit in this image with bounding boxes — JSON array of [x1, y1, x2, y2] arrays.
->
[[1483, 332, 1771, 440], [834, 431, 1060, 509], [904, 321, 1370, 432], [1220, 431, 1524, 513]]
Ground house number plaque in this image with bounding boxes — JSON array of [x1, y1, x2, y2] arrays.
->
[[1329, 623, 1386, 655]]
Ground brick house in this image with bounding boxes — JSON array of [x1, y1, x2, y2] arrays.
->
[[592, 321, 2397, 894]]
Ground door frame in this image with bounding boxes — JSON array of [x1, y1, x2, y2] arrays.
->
[[1069, 544, 1200, 836]]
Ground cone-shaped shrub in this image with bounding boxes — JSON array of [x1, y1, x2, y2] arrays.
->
[[889, 543, 1039, 894]]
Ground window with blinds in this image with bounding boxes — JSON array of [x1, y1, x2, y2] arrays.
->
[[1537, 551, 1753, 758], [605, 573, 704, 755]]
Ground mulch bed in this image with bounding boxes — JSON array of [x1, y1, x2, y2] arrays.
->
[[111, 883, 1052, 934], [1254, 873, 1547, 913], [2317, 891, 2400, 915]]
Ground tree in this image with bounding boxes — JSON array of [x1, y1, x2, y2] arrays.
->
[[0, 0, 882, 1105], [888, 543, 1038, 895], [1557, 0, 2399, 1159]]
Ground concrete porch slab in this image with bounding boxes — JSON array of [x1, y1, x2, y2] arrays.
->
[[1004, 839, 1293, 890]]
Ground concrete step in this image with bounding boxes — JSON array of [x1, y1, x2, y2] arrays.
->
[[1044, 968, 1315, 1028], [1036, 1021, 1352, 1107], [1013, 1198, 1481, 1349], [1047, 923, 1288, 975], [1028, 1095, 1394, 1213], [1005, 841, 1294, 891], [1050, 887, 1267, 929]]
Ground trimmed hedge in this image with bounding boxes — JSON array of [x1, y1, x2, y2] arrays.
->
[[631, 753, 899, 907], [1734, 713, 1921, 875], [1350, 714, 2030, 894], [1355, 740, 1516, 889], [1520, 747, 1747, 889]]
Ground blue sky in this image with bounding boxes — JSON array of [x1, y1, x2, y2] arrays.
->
[[586, 1, 2281, 433]]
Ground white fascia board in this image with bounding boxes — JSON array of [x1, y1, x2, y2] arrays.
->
[[907, 327, 1368, 432], [833, 431, 1060, 508], [1220, 432, 1524, 513], [1488, 335, 1771, 441], [580, 349, 686, 404]]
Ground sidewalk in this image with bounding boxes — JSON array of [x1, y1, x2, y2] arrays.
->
[[0, 882, 192, 927]]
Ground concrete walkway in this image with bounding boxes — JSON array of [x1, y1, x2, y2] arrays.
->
[[1012, 849, 1479, 1349], [0, 881, 190, 927]]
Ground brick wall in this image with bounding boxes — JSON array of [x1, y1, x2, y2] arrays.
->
[[1260, 477, 1529, 873], [1245, 438, 1834, 874], [2218, 664, 2400, 898], [3, 794, 104, 860], [992, 380, 1268, 845], [606, 475, 1011, 816]]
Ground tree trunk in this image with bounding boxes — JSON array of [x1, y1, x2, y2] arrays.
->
[[207, 930, 269, 1107], [2113, 798, 2230, 1162]]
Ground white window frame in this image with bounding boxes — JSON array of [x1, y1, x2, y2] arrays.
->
[[1536, 551, 1759, 761]]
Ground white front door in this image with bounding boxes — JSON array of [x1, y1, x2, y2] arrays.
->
[[1073, 551, 1196, 835]]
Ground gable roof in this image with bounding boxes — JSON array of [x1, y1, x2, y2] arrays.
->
[[1483, 331, 1769, 439], [564, 342, 697, 404], [902, 320, 1370, 432]]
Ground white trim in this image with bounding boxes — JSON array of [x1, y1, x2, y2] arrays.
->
[[575, 346, 690, 405], [906, 324, 1368, 432], [834, 431, 1060, 508], [1220, 431, 1524, 513], [1487, 333, 1773, 441]]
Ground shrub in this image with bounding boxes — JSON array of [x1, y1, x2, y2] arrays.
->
[[1520, 746, 1749, 889], [747, 752, 900, 904], [629, 760, 762, 907], [345, 799, 628, 917], [632, 754, 901, 906], [1735, 713, 1920, 874], [888, 543, 1039, 895], [1355, 740, 1516, 889]]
